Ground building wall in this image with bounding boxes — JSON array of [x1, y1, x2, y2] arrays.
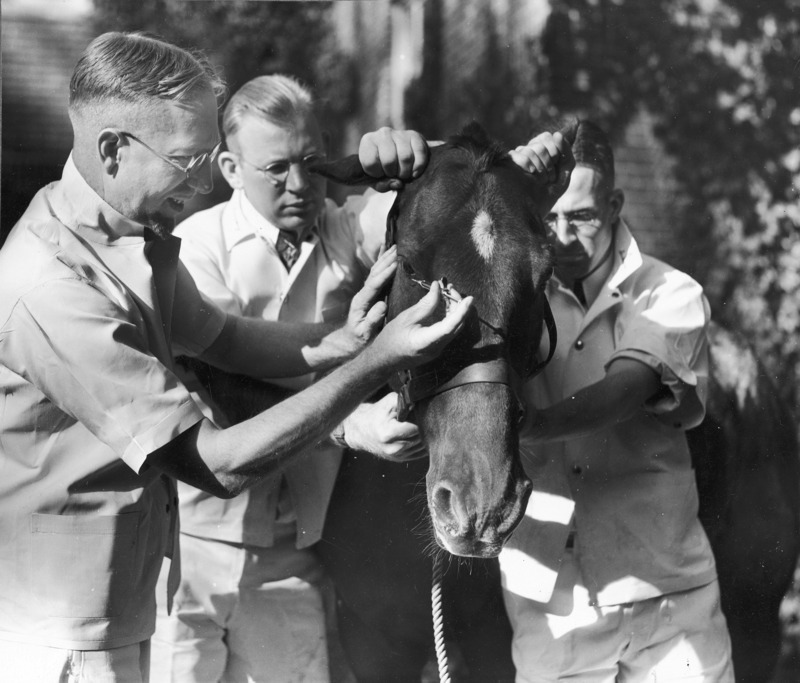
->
[[2, 4, 94, 238]]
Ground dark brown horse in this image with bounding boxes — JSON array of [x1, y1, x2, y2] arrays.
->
[[313, 123, 568, 681], [314, 123, 565, 559]]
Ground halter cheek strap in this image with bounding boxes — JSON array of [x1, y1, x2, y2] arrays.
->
[[384, 190, 558, 422]]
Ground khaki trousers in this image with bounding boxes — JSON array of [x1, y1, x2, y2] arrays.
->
[[503, 551, 734, 682], [151, 529, 328, 683]]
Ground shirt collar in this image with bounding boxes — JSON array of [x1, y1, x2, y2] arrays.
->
[[224, 189, 318, 252], [51, 154, 149, 246], [606, 219, 642, 290]]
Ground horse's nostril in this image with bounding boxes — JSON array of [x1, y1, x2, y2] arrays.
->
[[433, 485, 453, 514]]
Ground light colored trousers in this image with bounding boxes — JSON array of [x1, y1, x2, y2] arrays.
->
[[503, 551, 734, 682], [151, 530, 329, 683], [0, 638, 150, 682]]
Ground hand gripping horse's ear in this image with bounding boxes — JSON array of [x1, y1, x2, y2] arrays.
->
[[308, 119, 579, 193]]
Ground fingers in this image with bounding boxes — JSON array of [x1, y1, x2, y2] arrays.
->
[[510, 131, 572, 183], [406, 285, 474, 347], [362, 300, 388, 329], [402, 280, 444, 323], [351, 246, 397, 311], [359, 128, 429, 183]]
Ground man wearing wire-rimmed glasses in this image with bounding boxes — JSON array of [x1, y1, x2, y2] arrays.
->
[[149, 73, 434, 682], [501, 120, 734, 681]]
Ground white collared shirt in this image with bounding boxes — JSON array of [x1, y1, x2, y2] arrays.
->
[[0, 156, 227, 649], [501, 221, 716, 607], [173, 187, 395, 548]]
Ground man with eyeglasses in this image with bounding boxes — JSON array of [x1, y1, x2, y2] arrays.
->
[[148, 73, 435, 683], [499, 120, 734, 681], [0, 33, 476, 682]]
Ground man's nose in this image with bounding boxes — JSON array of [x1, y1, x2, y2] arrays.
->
[[551, 216, 576, 244], [285, 162, 312, 192], [187, 162, 214, 195]]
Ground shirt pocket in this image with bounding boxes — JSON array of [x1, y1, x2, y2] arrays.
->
[[29, 511, 143, 618]]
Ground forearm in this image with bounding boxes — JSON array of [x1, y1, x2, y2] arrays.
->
[[523, 359, 662, 444], [203, 314, 357, 379], [192, 342, 394, 495]]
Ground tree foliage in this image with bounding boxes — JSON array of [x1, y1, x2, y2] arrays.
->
[[531, 0, 800, 409], [91, 1, 353, 141]]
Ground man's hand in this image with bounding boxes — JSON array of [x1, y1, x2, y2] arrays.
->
[[359, 127, 429, 192], [340, 246, 399, 354], [510, 131, 575, 215], [340, 393, 428, 462], [368, 280, 473, 370]]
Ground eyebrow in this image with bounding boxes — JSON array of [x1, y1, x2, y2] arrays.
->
[[263, 151, 323, 164], [170, 140, 222, 159]]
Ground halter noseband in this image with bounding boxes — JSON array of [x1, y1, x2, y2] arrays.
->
[[384, 191, 557, 422]]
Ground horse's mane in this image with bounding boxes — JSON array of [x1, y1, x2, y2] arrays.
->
[[445, 122, 510, 174]]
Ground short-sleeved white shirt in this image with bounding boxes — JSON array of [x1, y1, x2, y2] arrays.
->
[[0, 157, 226, 649], [501, 221, 716, 607]]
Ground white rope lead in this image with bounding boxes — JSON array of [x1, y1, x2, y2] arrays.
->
[[431, 552, 451, 682]]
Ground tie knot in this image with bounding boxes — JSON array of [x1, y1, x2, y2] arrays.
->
[[276, 231, 300, 271]]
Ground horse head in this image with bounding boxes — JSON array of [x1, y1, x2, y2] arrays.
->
[[313, 122, 571, 557]]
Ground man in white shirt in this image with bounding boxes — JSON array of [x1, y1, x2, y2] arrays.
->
[[0, 33, 474, 683], [500, 120, 734, 681], [151, 74, 429, 683]]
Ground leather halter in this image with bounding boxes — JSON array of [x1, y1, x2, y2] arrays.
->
[[384, 190, 558, 422]]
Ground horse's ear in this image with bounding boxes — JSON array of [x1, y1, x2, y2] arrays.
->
[[558, 118, 579, 146], [308, 154, 381, 187]]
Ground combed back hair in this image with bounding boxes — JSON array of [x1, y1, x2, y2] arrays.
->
[[222, 74, 315, 141], [572, 120, 615, 188], [69, 32, 226, 111]]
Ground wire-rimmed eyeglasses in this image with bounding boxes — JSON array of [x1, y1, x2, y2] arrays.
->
[[238, 153, 327, 187], [122, 131, 222, 177], [544, 209, 603, 237]]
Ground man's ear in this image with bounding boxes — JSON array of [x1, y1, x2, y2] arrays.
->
[[218, 151, 243, 190], [607, 188, 625, 224], [97, 129, 123, 176]]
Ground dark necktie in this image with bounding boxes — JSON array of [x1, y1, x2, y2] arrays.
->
[[572, 279, 587, 307], [276, 231, 300, 271]]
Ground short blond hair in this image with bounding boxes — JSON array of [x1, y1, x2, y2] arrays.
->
[[221, 74, 316, 141]]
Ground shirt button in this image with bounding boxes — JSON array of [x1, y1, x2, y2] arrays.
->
[[572, 465, 582, 475], [575, 339, 584, 350]]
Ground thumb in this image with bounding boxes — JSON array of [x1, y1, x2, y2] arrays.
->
[[404, 281, 443, 323], [364, 300, 388, 327]]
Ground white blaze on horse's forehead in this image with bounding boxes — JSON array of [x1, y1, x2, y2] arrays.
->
[[471, 209, 495, 260]]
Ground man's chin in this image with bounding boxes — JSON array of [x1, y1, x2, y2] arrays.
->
[[555, 261, 590, 282]]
